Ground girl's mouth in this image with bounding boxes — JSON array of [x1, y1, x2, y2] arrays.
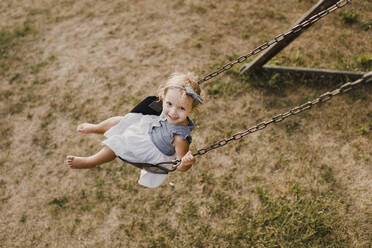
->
[[167, 114, 178, 121]]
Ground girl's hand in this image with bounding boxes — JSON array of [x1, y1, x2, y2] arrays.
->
[[177, 151, 195, 172]]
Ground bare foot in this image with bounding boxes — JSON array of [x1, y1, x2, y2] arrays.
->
[[77, 123, 97, 134], [66, 155, 96, 169]]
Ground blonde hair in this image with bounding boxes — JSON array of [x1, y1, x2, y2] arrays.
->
[[158, 72, 202, 108]]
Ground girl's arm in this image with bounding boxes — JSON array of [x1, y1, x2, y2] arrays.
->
[[173, 135, 195, 172]]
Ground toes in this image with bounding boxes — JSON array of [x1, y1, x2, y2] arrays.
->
[[77, 123, 95, 133], [65, 156, 91, 169], [76, 124, 85, 132], [66, 156, 74, 167]]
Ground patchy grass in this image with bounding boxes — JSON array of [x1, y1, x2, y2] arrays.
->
[[221, 186, 351, 247], [189, 3, 207, 14], [339, 10, 358, 24], [356, 54, 372, 71], [360, 20, 372, 31], [0, 22, 32, 57], [0, 21, 33, 74], [0, 0, 371, 247], [90, 182, 352, 247]]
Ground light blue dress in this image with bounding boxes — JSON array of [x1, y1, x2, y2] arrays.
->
[[102, 113, 194, 188]]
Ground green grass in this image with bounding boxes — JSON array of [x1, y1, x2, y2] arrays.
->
[[189, 3, 207, 14], [221, 187, 350, 247], [358, 125, 369, 135], [20, 215, 27, 223], [31, 61, 48, 75], [0, 22, 32, 56], [360, 20, 372, 31], [104, 183, 351, 247], [356, 54, 372, 70], [0, 21, 33, 75], [320, 164, 336, 184], [339, 10, 358, 24]]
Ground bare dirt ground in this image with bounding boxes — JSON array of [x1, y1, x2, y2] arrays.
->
[[0, 0, 371, 247]]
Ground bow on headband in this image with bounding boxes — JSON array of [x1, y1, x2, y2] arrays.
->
[[170, 86, 203, 104]]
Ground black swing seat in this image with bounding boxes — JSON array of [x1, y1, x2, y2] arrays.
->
[[130, 96, 162, 116], [119, 96, 179, 174], [118, 157, 179, 174]]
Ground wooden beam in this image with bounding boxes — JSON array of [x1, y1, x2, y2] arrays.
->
[[240, 0, 341, 75], [261, 65, 365, 80]]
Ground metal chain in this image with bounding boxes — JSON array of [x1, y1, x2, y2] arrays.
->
[[158, 72, 371, 169], [197, 0, 351, 85], [191, 72, 371, 158]]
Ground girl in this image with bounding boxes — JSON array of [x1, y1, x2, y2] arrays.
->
[[65, 72, 202, 188]]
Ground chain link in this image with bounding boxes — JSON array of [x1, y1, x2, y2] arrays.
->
[[197, 0, 351, 85]]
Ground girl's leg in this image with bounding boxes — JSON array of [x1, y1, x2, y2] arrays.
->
[[66, 146, 116, 169], [77, 116, 123, 134]]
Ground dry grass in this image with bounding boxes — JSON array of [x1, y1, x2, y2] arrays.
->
[[0, 0, 371, 247]]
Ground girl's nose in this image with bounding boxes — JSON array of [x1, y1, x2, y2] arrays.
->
[[169, 107, 176, 116]]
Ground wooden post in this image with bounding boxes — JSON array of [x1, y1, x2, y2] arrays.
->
[[262, 65, 365, 80], [240, 0, 340, 75]]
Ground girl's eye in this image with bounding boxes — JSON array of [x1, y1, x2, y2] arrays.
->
[[180, 107, 185, 111], [167, 102, 172, 106]]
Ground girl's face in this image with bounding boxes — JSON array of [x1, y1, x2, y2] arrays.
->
[[162, 88, 193, 125]]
